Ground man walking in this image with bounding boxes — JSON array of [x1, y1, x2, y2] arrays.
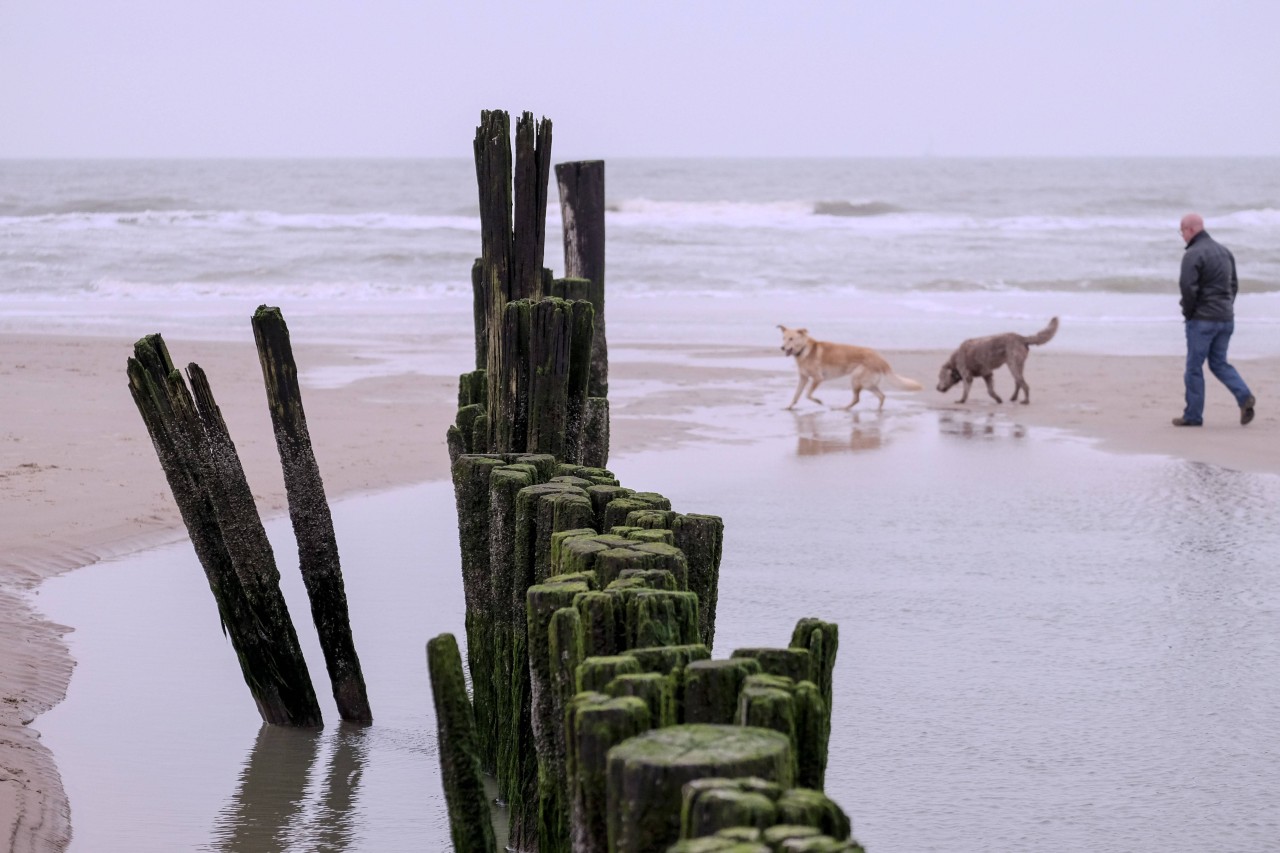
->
[[1172, 212, 1256, 427]]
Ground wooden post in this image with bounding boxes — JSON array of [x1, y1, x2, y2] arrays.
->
[[606, 724, 794, 853], [567, 693, 651, 853], [426, 633, 498, 853], [555, 160, 608, 398], [492, 299, 532, 453], [672, 514, 724, 650], [471, 258, 488, 370], [527, 580, 591, 853], [252, 306, 372, 724], [683, 658, 762, 725], [512, 112, 552, 302], [127, 334, 321, 727]]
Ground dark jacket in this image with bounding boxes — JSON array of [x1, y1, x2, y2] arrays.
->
[[1179, 230, 1238, 322]]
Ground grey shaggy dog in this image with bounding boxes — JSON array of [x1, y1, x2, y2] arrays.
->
[[937, 317, 1059, 404]]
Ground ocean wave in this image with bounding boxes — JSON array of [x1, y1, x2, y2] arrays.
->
[[812, 200, 903, 217], [75, 278, 472, 301], [0, 196, 196, 217], [1219, 207, 1280, 227], [0, 209, 481, 232]]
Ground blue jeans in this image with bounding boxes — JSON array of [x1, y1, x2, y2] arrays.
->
[[1183, 319, 1252, 423]]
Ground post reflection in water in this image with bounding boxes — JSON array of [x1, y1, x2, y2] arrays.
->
[[210, 723, 364, 852], [791, 410, 884, 456]]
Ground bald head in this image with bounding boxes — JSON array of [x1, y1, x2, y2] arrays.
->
[[1180, 213, 1205, 243]]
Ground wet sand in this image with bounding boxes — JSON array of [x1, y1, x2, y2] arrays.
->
[[2, 331, 1278, 850]]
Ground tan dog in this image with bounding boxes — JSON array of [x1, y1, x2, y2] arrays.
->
[[778, 325, 923, 410], [936, 317, 1059, 404]]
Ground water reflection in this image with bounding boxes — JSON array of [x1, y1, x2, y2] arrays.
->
[[792, 411, 884, 456], [937, 410, 1027, 441], [211, 723, 364, 851]]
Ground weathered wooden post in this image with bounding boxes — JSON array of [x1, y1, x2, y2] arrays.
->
[[566, 692, 651, 853], [127, 334, 321, 727], [555, 160, 608, 399], [426, 633, 497, 853], [673, 514, 725, 650], [683, 658, 763, 724], [680, 778, 780, 840], [252, 305, 372, 724], [607, 725, 794, 853], [527, 577, 593, 853]]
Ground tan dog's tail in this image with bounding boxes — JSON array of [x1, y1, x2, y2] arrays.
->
[[886, 372, 923, 392], [1023, 316, 1059, 346]]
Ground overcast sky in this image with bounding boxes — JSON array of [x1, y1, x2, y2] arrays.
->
[[2, 0, 1277, 159]]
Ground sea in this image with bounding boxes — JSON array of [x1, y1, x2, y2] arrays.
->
[[12, 158, 1280, 852], [3, 157, 1280, 355]]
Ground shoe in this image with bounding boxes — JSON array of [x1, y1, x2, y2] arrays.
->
[[1171, 417, 1202, 427], [1241, 395, 1256, 426]]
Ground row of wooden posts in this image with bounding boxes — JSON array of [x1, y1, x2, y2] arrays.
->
[[125, 108, 866, 850], [428, 111, 865, 851]]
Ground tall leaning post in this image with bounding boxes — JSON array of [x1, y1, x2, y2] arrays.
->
[[252, 305, 373, 724], [555, 159, 608, 398]]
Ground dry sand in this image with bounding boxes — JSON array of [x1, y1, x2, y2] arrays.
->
[[2, 332, 1277, 851]]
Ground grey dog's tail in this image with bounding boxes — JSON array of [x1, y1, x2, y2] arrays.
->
[[1023, 316, 1059, 346]]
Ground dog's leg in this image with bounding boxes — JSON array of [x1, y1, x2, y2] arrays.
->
[[1008, 359, 1029, 404], [806, 378, 825, 406], [787, 375, 808, 409], [982, 374, 1003, 404], [958, 376, 973, 403], [870, 385, 886, 410], [841, 385, 861, 410]]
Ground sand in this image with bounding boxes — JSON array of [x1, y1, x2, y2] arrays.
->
[[2, 331, 1277, 851]]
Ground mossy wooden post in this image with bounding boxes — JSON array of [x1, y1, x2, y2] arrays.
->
[[790, 618, 838, 720], [737, 676, 798, 781], [604, 672, 676, 729], [488, 464, 536, 799], [547, 607, 585, 850], [683, 658, 763, 724], [574, 591, 619, 658], [731, 647, 814, 686], [555, 159, 608, 398], [681, 787, 778, 840], [426, 633, 497, 853], [493, 299, 532, 453], [526, 297, 573, 459], [576, 654, 643, 694], [672, 514, 724, 649], [581, 396, 610, 468], [793, 681, 830, 791], [775, 789, 854, 842], [128, 335, 321, 727], [252, 305, 372, 724], [606, 724, 794, 853], [452, 454, 507, 769], [527, 580, 590, 853], [566, 692, 650, 853], [565, 298, 594, 464]]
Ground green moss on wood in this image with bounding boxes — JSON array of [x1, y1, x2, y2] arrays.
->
[[606, 725, 794, 853], [426, 633, 497, 853], [683, 657, 763, 725]]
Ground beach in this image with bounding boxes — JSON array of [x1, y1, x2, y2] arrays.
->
[[3, 327, 1278, 850]]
